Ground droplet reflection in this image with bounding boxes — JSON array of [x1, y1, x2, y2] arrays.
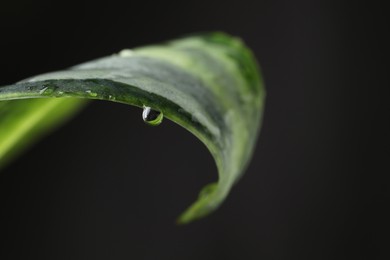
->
[[142, 106, 163, 126]]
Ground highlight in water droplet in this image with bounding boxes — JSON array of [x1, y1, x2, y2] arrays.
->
[[39, 85, 55, 95], [119, 49, 134, 57], [142, 106, 163, 126], [39, 87, 48, 95]]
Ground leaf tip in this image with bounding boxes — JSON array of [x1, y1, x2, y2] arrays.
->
[[176, 182, 220, 224]]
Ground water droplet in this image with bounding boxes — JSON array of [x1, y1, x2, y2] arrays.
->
[[39, 87, 48, 95], [119, 49, 134, 57], [85, 90, 98, 97], [39, 85, 55, 95], [142, 106, 163, 126]]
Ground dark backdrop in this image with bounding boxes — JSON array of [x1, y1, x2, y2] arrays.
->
[[0, 1, 387, 259]]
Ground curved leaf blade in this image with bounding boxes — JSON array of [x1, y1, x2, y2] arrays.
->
[[0, 32, 265, 223]]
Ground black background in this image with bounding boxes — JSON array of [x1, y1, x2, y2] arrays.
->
[[0, 0, 387, 259]]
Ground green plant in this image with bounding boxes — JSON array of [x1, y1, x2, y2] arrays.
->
[[0, 32, 265, 224]]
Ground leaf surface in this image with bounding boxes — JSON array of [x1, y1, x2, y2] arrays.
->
[[0, 32, 265, 223]]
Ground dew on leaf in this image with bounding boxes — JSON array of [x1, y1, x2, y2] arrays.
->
[[142, 106, 163, 126], [39, 85, 55, 95]]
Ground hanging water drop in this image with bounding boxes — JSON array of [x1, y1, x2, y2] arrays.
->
[[142, 106, 163, 126]]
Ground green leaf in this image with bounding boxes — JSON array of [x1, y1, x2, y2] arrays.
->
[[0, 99, 86, 170], [0, 32, 265, 223]]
